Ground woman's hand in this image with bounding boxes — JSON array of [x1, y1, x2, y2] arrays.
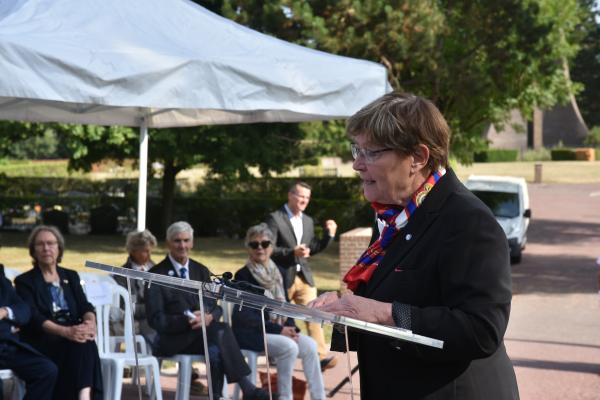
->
[[311, 293, 394, 325], [63, 324, 93, 343], [307, 291, 339, 309], [82, 319, 96, 340], [280, 326, 299, 342]]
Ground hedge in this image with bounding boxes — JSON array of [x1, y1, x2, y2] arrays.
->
[[0, 176, 373, 238], [550, 149, 577, 161], [473, 149, 518, 162]]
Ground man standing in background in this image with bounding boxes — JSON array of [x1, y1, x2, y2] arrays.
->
[[266, 181, 338, 371]]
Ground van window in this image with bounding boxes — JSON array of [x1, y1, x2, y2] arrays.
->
[[471, 190, 519, 218]]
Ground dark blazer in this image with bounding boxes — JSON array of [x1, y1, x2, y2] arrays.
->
[[145, 256, 222, 356], [231, 265, 296, 352], [332, 169, 519, 400], [15, 266, 95, 352], [0, 265, 31, 344], [266, 206, 333, 288]]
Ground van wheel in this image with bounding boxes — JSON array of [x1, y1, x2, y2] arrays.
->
[[510, 251, 522, 264]]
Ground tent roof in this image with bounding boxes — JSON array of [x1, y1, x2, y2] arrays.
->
[[0, 0, 389, 127]]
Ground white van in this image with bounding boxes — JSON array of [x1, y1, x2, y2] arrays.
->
[[464, 175, 531, 264]]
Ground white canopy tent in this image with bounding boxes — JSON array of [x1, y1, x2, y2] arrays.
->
[[0, 0, 389, 230]]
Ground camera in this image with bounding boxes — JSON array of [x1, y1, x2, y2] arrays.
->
[[52, 309, 73, 325]]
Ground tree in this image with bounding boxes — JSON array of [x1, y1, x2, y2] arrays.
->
[[217, 0, 585, 161], [0, 122, 48, 159], [571, 0, 600, 127], [56, 123, 308, 230]]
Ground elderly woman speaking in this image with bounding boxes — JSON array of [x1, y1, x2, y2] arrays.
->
[[310, 93, 519, 400]]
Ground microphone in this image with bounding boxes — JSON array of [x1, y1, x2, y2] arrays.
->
[[210, 271, 233, 284], [221, 272, 233, 282], [211, 271, 265, 295]]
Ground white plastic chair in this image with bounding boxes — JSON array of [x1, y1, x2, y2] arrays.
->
[[94, 285, 163, 400], [80, 272, 149, 357], [2, 267, 22, 282], [0, 369, 25, 400]]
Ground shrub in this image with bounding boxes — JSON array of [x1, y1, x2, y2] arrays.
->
[[550, 149, 577, 160], [584, 126, 600, 147], [521, 148, 551, 162], [474, 149, 518, 162]]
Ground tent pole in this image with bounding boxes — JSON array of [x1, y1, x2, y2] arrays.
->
[[137, 119, 148, 231]]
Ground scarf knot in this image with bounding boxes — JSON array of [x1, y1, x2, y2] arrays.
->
[[343, 169, 445, 291]]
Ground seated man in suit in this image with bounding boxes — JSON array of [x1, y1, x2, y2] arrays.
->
[[146, 221, 272, 400], [0, 264, 57, 400]]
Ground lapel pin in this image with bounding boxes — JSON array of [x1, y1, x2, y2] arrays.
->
[[405, 234, 412, 241], [63, 279, 69, 284], [168, 270, 174, 276]]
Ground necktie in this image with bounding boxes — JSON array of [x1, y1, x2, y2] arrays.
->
[[179, 268, 187, 279]]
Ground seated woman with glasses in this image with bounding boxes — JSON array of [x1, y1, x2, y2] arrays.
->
[[232, 223, 326, 400], [15, 225, 102, 400]]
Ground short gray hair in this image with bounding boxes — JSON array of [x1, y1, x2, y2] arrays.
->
[[166, 221, 194, 242], [347, 92, 450, 171], [28, 225, 65, 265], [244, 223, 274, 245], [125, 230, 157, 253]]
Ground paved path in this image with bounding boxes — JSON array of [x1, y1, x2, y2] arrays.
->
[[122, 183, 600, 399]]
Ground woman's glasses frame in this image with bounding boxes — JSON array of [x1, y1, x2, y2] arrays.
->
[[350, 143, 393, 163], [248, 240, 271, 250]]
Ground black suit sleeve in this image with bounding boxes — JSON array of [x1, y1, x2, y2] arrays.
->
[[15, 274, 48, 332], [0, 272, 30, 327], [408, 206, 512, 362], [306, 222, 333, 257], [266, 213, 298, 269], [145, 283, 191, 334]]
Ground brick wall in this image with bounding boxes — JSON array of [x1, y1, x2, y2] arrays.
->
[[339, 227, 372, 292]]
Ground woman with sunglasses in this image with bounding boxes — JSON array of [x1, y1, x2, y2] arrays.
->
[[232, 223, 326, 400]]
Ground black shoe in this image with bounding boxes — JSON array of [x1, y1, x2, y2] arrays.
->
[[245, 387, 277, 400], [320, 355, 338, 371], [191, 367, 200, 381]]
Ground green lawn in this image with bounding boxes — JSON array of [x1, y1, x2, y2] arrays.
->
[[0, 231, 339, 342], [1, 159, 599, 183], [0, 231, 342, 291]]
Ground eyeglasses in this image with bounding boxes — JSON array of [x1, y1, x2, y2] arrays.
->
[[351, 143, 393, 163], [248, 240, 271, 250], [34, 241, 58, 248]]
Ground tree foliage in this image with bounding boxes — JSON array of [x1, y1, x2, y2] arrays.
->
[[571, 0, 600, 127], [216, 0, 584, 161]]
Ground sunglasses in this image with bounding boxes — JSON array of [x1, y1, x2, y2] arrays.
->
[[248, 240, 271, 250]]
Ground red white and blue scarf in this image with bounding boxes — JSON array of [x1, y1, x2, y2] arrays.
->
[[343, 169, 445, 292]]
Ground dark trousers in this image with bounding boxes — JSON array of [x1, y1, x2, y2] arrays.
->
[[180, 321, 251, 395], [0, 341, 58, 400]]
